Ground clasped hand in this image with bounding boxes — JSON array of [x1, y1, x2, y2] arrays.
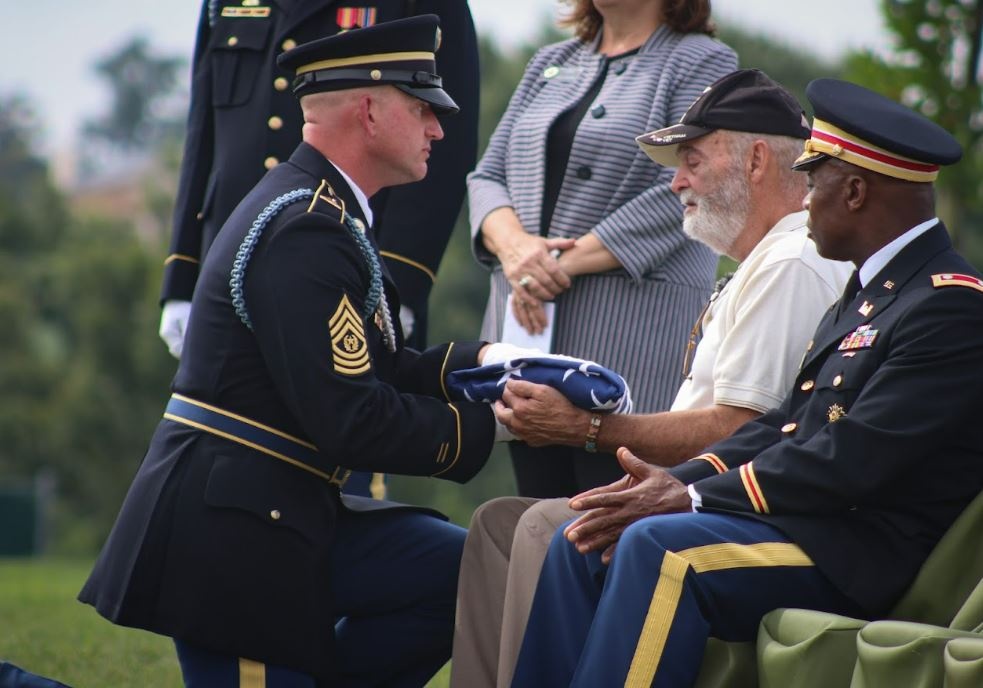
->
[[563, 448, 692, 564], [502, 233, 575, 335]]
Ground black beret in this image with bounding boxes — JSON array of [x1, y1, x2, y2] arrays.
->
[[277, 14, 458, 115], [636, 69, 810, 167], [792, 78, 961, 182]]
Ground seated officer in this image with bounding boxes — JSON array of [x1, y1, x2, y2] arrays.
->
[[511, 78, 983, 688], [79, 16, 504, 687]]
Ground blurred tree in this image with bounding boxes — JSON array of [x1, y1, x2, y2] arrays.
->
[[843, 0, 983, 265], [0, 93, 175, 553], [83, 36, 186, 152], [717, 24, 845, 110]]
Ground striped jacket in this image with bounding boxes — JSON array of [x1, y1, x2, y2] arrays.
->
[[468, 26, 737, 412]]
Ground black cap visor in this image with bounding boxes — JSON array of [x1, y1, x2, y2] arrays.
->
[[635, 123, 714, 167], [395, 83, 459, 116], [791, 150, 829, 172]]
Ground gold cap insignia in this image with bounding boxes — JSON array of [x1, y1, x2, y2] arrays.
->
[[329, 294, 371, 376], [828, 404, 846, 423]]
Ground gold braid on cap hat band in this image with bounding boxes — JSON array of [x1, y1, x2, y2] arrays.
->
[[296, 51, 435, 75], [799, 117, 939, 182]]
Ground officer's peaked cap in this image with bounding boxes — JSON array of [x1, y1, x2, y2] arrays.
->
[[636, 69, 810, 167], [277, 14, 458, 115], [792, 78, 961, 182]]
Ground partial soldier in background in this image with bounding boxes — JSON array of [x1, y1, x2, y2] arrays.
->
[[160, 0, 479, 498], [160, 0, 478, 353]]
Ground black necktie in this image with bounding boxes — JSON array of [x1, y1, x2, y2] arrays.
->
[[836, 270, 862, 319]]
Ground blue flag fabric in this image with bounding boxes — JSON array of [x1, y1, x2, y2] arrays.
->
[[446, 355, 633, 414]]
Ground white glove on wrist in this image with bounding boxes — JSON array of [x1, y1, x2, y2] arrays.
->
[[159, 300, 192, 359], [399, 305, 415, 339], [481, 342, 548, 366], [494, 416, 517, 443]]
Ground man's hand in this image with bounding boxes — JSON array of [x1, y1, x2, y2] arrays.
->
[[159, 300, 192, 359], [494, 380, 588, 447], [563, 447, 692, 563]]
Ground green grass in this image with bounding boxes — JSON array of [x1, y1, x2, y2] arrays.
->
[[0, 559, 181, 687], [0, 558, 450, 687]]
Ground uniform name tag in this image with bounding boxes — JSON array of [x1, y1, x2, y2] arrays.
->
[[221, 6, 271, 17], [838, 324, 879, 351]]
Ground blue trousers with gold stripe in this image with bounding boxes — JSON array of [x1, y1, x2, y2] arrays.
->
[[513, 512, 862, 688], [174, 509, 464, 687]]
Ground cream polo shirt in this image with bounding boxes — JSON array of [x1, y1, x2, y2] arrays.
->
[[671, 211, 854, 414]]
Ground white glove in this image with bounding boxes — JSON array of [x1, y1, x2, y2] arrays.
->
[[494, 417, 517, 443], [481, 342, 548, 366], [159, 300, 192, 359], [399, 305, 415, 339]]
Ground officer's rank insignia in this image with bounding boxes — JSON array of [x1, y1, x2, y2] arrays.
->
[[828, 404, 846, 423], [858, 300, 874, 317], [931, 273, 983, 294], [883, 280, 895, 290], [337, 7, 377, 29], [838, 324, 879, 351], [221, 3, 271, 18], [329, 294, 371, 376]]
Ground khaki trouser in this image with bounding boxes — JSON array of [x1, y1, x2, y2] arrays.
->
[[450, 496, 579, 688]]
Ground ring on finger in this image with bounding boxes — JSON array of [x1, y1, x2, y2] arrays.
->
[[518, 274, 533, 289]]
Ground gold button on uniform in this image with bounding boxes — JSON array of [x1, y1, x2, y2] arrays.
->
[[270, 510, 281, 520], [370, 69, 382, 80], [800, 380, 815, 392], [274, 77, 289, 91], [781, 423, 797, 433], [268, 116, 283, 130], [833, 374, 843, 387], [282, 38, 297, 51], [264, 156, 279, 170], [227, 36, 239, 46]]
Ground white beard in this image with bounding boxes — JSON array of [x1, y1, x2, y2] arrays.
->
[[680, 171, 750, 257]]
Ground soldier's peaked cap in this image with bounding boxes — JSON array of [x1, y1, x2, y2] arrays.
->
[[277, 14, 458, 115], [792, 78, 961, 182], [636, 69, 810, 167]]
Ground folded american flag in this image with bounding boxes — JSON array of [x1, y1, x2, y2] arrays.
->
[[446, 352, 633, 414]]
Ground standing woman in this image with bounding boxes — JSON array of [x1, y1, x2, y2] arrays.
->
[[469, 0, 737, 497]]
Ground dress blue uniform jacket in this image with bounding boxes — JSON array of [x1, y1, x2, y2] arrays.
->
[[80, 142, 496, 679], [163, 0, 479, 348], [670, 223, 983, 615]]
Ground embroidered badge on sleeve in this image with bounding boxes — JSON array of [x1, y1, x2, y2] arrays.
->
[[329, 294, 371, 376]]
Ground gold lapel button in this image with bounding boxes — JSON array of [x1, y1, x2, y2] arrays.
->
[[227, 36, 239, 47], [282, 38, 297, 51], [833, 374, 843, 387], [800, 380, 815, 392], [264, 156, 279, 170], [268, 115, 283, 130], [270, 509, 281, 520], [781, 422, 797, 433], [274, 77, 289, 91]]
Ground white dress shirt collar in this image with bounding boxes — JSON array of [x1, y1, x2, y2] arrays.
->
[[328, 161, 374, 228], [858, 217, 939, 287]]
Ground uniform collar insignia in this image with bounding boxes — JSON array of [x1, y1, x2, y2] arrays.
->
[[828, 404, 846, 423], [858, 300, 874, 317]]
